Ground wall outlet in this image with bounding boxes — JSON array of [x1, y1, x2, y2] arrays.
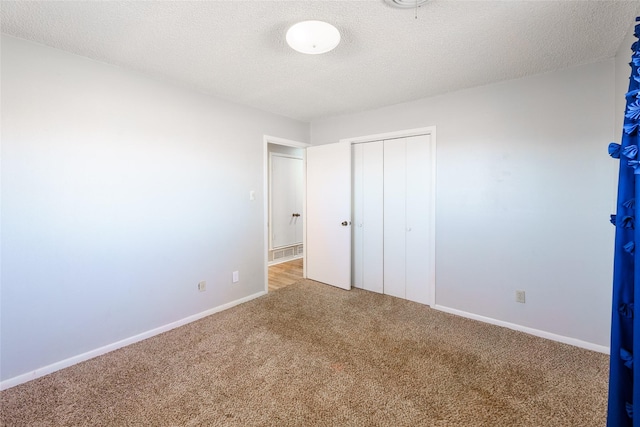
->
[[232, 271, 239, 283], [515, 290, 525, 303], [198, 281, 206, 292]]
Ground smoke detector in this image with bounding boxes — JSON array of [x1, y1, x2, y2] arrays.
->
[[384, 0, 429, 8]]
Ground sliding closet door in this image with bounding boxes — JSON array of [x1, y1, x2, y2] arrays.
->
[[405, 134, 432, 304], [383, 138, 407, 299], [352, 142, 383, 293]]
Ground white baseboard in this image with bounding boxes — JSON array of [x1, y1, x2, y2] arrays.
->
[[268, 255, 303, 266], [432, 304, 610, 355], [0, 290, 267, 391]]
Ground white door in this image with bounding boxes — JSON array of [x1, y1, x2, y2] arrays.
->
[[306, 142, 352, 290], [353, 143, 364, 289], [405, 134, 432, 304], [270, 155, 303, 248], [352, 141, 384, 293], [383, 134, 433, 304], [383, 138, 407, 299]]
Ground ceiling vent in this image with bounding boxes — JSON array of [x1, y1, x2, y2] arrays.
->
[[383, 0, 429, 8]]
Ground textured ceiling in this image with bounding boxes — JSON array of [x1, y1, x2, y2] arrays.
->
[[2, 1, 639, 122]]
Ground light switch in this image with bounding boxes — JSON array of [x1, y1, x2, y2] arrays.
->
[[249, 190, 255, 201]]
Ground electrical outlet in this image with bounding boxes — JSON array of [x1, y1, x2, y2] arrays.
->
[[515, 290, 525, 303], [232, 271, 239, 283], [198, 281, 206, 292]]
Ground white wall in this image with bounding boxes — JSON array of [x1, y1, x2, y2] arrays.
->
[[0, 35, 309, 382], [311, 60, 617, 348]]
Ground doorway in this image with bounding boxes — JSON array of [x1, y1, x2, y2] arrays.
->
[[263, 136, 310, 292]]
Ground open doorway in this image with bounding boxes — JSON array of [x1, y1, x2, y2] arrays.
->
[[263, 136, 310, 292]]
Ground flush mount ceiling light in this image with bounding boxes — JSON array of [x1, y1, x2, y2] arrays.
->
[[384, 0, 429, 8], [286, 20, 341, 55]]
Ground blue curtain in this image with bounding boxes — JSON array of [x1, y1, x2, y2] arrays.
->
[[608, 17, 640, 427]]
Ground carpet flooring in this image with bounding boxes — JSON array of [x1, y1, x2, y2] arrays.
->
[[1, 280, 609, 426]]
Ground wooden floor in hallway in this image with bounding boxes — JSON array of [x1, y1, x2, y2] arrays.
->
[[268, 258, 303, 292]]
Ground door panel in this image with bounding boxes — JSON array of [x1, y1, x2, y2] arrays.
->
[[271, 155, 303, 248], [362, 142, 384, 294], [306, 142, 352, 290], [405, 134, 432, 304], [352, 142, 384, 293], [293, 158, 303, 244], [352, 144, 364, 289], [383, 138, 406, 299]]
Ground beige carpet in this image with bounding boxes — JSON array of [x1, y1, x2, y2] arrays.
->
[[1, 280, 609, 426]]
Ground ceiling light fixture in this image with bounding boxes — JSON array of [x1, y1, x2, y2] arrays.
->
[[286, 20, 341, 55]]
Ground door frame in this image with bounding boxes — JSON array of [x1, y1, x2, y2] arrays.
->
[[263, 135, 310, 293], [339, 126, 437, 306]]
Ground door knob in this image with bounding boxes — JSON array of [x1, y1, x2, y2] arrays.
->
[[341, 221, 350, 226]]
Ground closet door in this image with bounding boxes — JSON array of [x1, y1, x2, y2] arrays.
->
[[352, 142, 383, 293], [383, 138, 407, 299], [383, 134, 432, 303], [405, 134, 432, 304], [352, 144, 364, 289]]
